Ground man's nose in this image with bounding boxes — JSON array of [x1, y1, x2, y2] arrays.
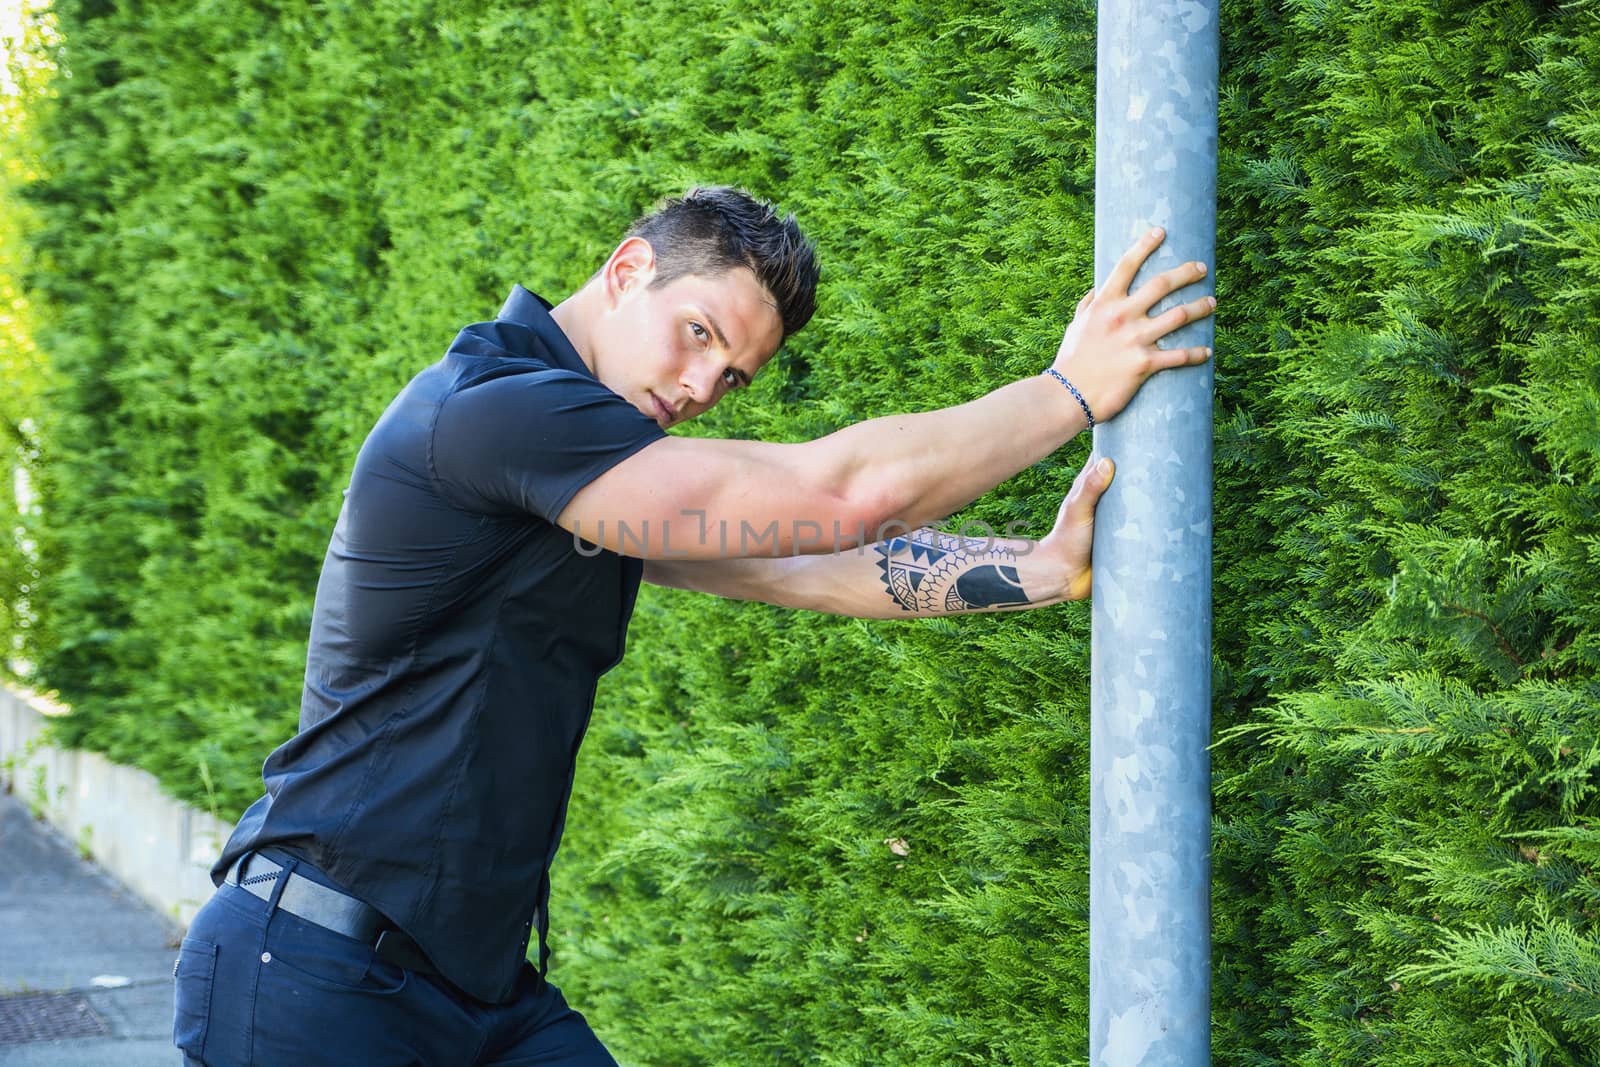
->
[[681, 359, 720, 404]]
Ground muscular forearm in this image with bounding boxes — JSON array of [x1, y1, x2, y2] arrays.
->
[[818, 375, 1086, 534], [557, 233, 1211, 562], [807, 234, 1215, 536], [645, 525, 1085, 619]]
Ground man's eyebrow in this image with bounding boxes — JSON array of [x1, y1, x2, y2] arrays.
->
[[696, 306, 732, 353], [696, 307, 753, 385]]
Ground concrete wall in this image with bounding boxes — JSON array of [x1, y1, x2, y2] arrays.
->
[[0, 687, 233, 929]]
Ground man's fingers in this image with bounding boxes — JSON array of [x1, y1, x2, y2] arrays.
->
[[1049, 457, 1114, 601], [1141, 295, 1217, 342], [1066, 456, 1116, 522], [1148, 343, 1214, 370], [1130, 261, 1209, 315], [1101, 227, 1165, 298]]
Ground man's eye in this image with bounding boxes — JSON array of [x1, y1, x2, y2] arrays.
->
[[690, 322, 709, 343], [721, 368, 742, 389]]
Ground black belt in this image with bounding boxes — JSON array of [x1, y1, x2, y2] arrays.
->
[[226, 851, 438, 977]]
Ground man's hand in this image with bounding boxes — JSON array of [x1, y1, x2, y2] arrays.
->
[[1051, 228, 1215, 424], [1038, 454, 1116, 601]]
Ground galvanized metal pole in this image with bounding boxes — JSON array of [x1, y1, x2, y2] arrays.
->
[[1089, 1, 1219, 1064]]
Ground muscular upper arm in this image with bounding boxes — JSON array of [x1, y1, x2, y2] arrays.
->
[[556, 434, 888, 560]]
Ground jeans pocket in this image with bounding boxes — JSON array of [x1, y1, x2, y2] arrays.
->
[[172, 936, 219, 1056], [261, 910, 409, 997]]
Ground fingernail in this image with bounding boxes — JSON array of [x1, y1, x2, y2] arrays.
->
[[1196, 262, 1207, 274], [1096, 458, 1112, 476], [1208, 296, 1217, 307], [1149, 227, 1163, 238]]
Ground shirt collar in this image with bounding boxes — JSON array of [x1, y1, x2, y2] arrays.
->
[[495, 285, 591, 377]]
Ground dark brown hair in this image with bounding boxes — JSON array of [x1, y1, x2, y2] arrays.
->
[[626, 186, 819, 340]]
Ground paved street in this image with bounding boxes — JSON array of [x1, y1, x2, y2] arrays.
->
[[0, 789, 185, 1066]]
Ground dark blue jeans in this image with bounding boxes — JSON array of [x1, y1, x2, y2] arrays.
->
[[171, 851, 618, 1066]]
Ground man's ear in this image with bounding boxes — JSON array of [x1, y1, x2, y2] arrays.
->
[[600, 236, 657, 308]]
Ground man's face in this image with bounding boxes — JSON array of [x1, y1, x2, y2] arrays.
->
[[591, 250, 786, 430]]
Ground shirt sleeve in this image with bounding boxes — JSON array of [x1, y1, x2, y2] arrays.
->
[[431, 368, 668, 521]]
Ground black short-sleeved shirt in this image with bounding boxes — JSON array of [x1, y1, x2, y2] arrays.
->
[[212, 286, 667, 1005]]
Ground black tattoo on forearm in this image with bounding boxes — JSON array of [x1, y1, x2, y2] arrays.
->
[[873, 529, 1031, 614]]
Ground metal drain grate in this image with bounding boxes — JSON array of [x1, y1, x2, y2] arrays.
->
[[0, 991, 109, 1045]]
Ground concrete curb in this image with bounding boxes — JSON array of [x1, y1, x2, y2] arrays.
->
[[0, 687, 233, 932]]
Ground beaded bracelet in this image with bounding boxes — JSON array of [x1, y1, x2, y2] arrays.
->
[[1043, 368, 1096, 428]]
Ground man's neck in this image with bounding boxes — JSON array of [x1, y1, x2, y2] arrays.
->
[[549, 286, 599, 376]]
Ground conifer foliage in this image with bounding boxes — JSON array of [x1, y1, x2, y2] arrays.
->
[[3, 0, 1597, 1062]]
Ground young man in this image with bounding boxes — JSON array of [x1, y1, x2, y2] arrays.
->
[[172, 187, 1214, 1066]]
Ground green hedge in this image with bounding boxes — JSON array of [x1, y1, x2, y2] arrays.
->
[[5, 0, 1598, 1062], [0, 3, 51, 671]]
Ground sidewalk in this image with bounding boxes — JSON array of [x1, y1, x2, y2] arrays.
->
[[0, 788, 184, 1066]]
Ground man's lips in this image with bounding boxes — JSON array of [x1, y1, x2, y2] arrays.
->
[[650, 393, 674, 426]]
